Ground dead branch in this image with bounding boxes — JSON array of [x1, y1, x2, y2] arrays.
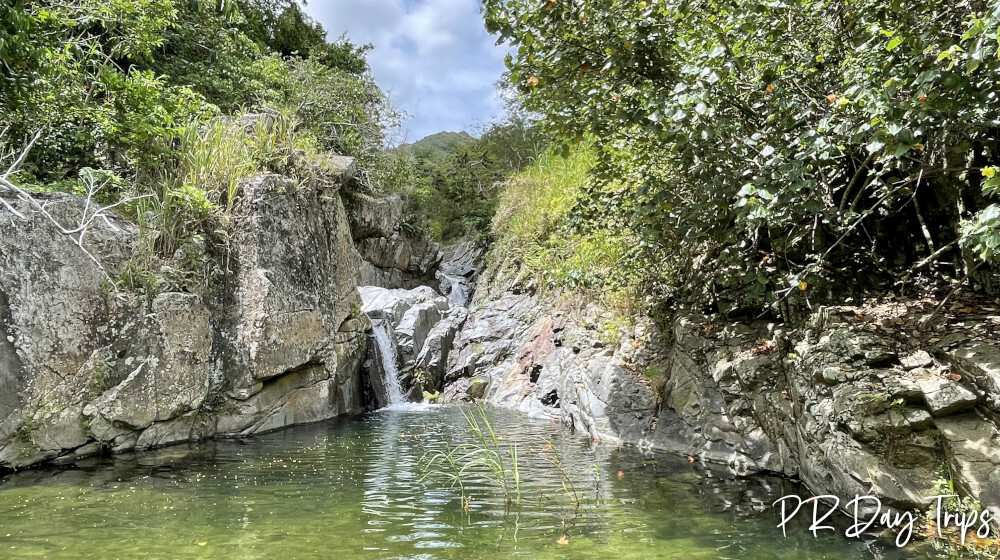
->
[[0, 132, 151, 285]]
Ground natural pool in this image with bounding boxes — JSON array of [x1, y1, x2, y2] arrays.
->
[[0, 405, 952, 559]]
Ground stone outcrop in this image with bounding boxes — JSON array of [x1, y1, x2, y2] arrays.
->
[[346, 193, 441, 289], [436, 241, 482, 306], [444, 259, 1000, 516], [0, 158, 369, 469], [444, 289, 662, 445], [358, 285, 467, 405]]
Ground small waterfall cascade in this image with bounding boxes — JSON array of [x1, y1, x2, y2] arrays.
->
[[372, 320, 405, 406]]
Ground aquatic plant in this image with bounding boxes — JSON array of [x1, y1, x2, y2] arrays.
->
[[420, 403, 521, 507]]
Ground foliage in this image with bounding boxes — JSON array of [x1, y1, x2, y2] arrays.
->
[[484, 0, 1000, 314], [287, 58, 408, 192], [488, 148, 652, 322], [420, 403, 521, 507], [1, 0, 192, 180], [405, 116, 546, 242], [2, 0, 412, 297]]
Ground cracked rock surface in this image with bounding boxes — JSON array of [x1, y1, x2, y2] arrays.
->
[[0, 163, 368, 469]]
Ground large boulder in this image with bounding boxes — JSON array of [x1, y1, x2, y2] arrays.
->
[[0, 160, 369, 470]]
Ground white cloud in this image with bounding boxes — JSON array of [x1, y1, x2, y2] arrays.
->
[[304, 0, 509, 141]]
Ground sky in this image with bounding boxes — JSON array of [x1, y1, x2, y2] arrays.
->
[[303, 0, 510, 142]]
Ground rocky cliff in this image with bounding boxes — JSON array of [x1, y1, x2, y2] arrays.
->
[[443, 258, 1000, 516], [0, 159, 369, 469], [345, 193, 441, 289]]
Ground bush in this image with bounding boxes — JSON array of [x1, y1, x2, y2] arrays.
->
[[485, 0, 1000, 312]]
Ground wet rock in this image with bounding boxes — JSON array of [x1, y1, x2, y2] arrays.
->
[[467, 378, 487, 400], [359, 283, 468, 403], [415, 307, 468, 388], [359, 285, 441, 326]]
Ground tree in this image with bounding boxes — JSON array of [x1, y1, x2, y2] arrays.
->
[[485, 0, 1000, 311]]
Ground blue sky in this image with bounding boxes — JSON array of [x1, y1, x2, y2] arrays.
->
[[303, 0, 509, 142]]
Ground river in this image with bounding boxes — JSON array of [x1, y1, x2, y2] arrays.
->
[[0, 405, 948, 558]]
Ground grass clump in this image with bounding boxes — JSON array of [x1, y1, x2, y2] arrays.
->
[[487, 147, 646, 339], [420, 403, 521, 509]]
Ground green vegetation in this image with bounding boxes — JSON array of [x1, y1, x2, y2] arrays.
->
[[1, 0, 407, 287], [421, 403, 522, 507], [486, 148, 647, 328], [402, 116, 546, 243], [484, 0, 1000, 318]]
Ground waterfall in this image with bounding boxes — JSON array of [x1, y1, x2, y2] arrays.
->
[[372, 320, 406, 406], [439, 272, 470, 306]]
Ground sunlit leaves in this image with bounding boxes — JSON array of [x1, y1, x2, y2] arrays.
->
[[483, 0, 1000, 311]]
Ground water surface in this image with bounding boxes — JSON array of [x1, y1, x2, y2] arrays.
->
[[0, 405, 945, 558]]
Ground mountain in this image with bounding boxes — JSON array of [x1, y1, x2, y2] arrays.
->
[[404, 131, 475, 159]]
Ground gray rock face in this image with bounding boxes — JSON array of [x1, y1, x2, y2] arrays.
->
[[445, 262, 1000, 515], [347, 193, 403, 240], [935, 413, 1000, 510], [346, 194, 441, 289], [436, 241, 483, 307], [916, 375, 979, 417], [444, 290, 661, 446], [0, 164, 368, 469]]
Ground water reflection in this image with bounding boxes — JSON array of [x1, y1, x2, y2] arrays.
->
[[0, 405, 947, 559]]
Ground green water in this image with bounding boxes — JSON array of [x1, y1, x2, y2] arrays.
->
[[0, 405, 939, 559]]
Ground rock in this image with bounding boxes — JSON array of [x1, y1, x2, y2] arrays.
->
[[900, 350, 933, 370], [394, 299, 448, 366], [0, 162, 368, 469], [346, 193, 403, 240], [359, 285, 441, 327], [916, 376, 979, 417], [94, 292, 212, 430], [818, 366, 863, 385], [358, 283, 468, 405], [822, 328, 897, 367], [947, 341, 1000, 412], [467, 378, 487, 400], [902, 407, 934, 430], [436, 241, 483, 307], [444, 261, 984, 515], [884, 377, 925, 403], [935, 414, 1000, 512], [347, 194, 441, 289], [446, 293, 660, 445], [415, 307, 468, 388]]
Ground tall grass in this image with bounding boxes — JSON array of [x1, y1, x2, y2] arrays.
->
[[420, 403, 521, 508], [119, 109, 318, 291], [488, 148, 641, 324], [492, 149, 594, 250]]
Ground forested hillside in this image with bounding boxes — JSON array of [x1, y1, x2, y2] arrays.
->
[[485, 0, 1000, 321], [1, 0, 411, 291], [400, 118, 546, 242]]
